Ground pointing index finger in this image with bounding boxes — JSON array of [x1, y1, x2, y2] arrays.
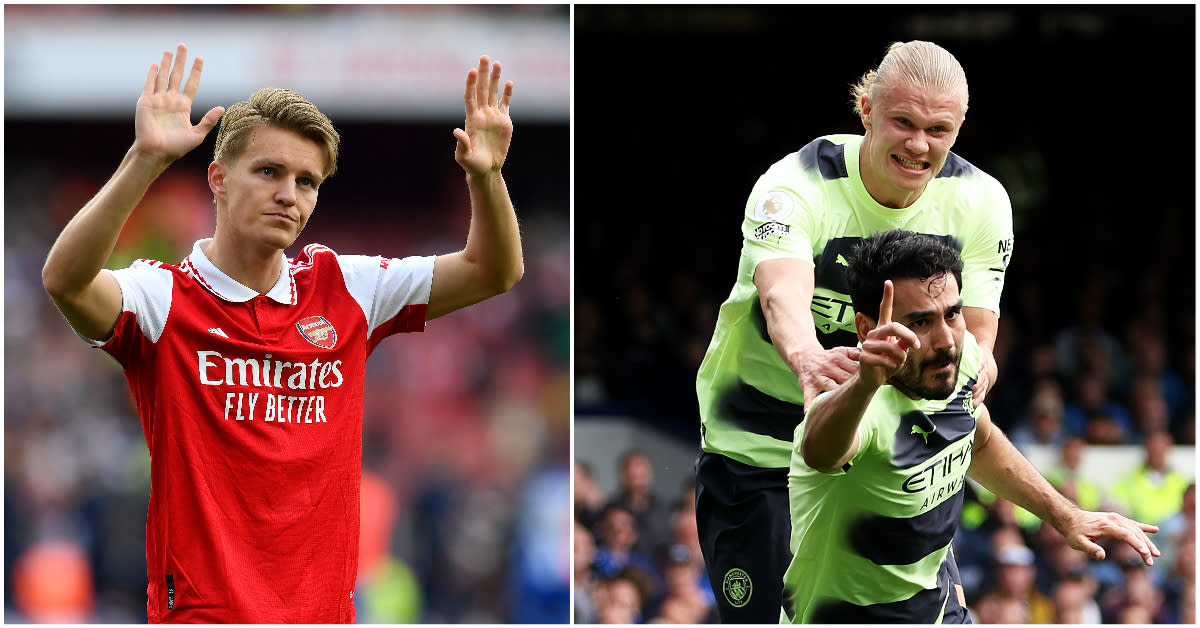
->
[[878, 280, 894, 327]]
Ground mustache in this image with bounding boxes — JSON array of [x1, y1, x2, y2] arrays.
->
[[920, 349, 958, 368]]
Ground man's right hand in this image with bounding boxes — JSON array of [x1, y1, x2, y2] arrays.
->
[[133, 44, 225, 164], [854, 280, 920, 391]]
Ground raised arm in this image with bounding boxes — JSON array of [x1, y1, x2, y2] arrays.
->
[[427, 55, 524, 320], [801, 281, 919, 471], [968, 405, 1161, 566], [42, 44, 225, 340], [755, 258, 862, 410]]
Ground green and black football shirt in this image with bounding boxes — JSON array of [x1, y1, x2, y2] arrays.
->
[[696, 134, 1012, 469]]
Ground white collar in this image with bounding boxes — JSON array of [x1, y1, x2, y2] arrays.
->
[[183, 239, 295, 304]]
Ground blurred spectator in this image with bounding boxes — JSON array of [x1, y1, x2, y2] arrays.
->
[[1053, 277, 1128, 388], [1127, 374, 1175, 442], [1109, 429, 1188, 527], [1052, 569, 1102, 624], [649, 547, 715, 624], [1010, 391, 1069, 450], [594, 571, 645, 625], [574, 521, 599, 624], [1044, 437, 1104, 512], [1154, 482, 1195, 574], [592, 503, 662, 594], [608, 450, 673, 557], [1063, 372, 1134, 444], [974, 594, 1031, 624], [1100, 556, 1174, 623], [975, 543, 1056, 624], [1165, 534, 1195, 624], [575, 460, 608, 531], [1125, 331, 1189, 428]]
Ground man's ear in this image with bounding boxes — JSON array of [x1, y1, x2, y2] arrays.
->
[[860, 95, 872, 130], [854, 311, 876, 343], [208, 161, 227, 199]]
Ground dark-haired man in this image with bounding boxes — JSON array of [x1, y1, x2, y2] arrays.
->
[[782, 230, 1158, 623]]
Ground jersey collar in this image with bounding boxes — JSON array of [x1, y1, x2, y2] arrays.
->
[[184, 239, 296, 305]]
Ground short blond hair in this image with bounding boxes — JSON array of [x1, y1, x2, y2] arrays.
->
[[851, 41, 968, 117], [213, 88, 341, 179]]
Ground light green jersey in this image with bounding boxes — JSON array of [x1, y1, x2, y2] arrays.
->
[[781, 333, 983, 624], [696, 134, 1012, 469]]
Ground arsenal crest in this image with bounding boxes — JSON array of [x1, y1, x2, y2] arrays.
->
[[296, 315, 338, 349]]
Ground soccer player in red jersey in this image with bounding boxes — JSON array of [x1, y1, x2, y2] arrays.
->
[[40, 44, 522, 623]]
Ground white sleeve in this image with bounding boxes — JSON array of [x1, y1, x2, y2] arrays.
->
[[84, 261, 174, 346], [335, 254, 435, 337]]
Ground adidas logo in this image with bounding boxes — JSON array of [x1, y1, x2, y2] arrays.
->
[[208, 328, 229, 339]]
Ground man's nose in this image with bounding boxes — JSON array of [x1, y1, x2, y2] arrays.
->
[[905, 131, 929, 155], [275, 180, 297, 206]]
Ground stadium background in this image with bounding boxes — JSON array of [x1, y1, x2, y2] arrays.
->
[[574, 5, 1196, 624], [4, 5, 568, 624]]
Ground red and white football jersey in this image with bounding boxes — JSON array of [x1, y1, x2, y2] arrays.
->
[[91, 239, 433, 623]]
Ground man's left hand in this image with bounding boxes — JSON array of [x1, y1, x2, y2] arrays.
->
[[971, 348, 998, 408], [453, 55, 514, 176], [1061, 509, 1161, 566]]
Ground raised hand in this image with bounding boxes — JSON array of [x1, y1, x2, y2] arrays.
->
[[857, 280, 921, 390], [453, 55, 514, 177], [133, 44, 225, 164]]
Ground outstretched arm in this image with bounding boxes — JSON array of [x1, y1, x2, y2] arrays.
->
[[968, 405, 1160, 566], [42, 44, 225, 340], [427, 55, 524, 320]]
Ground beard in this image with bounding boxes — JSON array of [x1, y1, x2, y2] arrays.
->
[[889, 347, 961, 400]]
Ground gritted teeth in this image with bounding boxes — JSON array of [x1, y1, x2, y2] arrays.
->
[[894, 155, 927, 169]]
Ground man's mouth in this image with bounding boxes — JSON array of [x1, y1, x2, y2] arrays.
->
[[892, 155, 929, 170]]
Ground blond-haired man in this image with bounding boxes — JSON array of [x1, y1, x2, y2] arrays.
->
[[41, 44, 522, 623]]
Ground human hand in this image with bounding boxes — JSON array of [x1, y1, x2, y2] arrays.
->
[[133, 44, 225, 165], [453, 55, 514, 177], [798, 346, 861, 410], [855, 280, 921, 391], [971, 348, 998, 408], [1060, 509, 1160, 566]]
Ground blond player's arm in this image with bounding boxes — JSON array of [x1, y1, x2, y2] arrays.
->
[[428, 55, 523, 320], [755, 258, 861, 410], [42, 44, 224, 340]]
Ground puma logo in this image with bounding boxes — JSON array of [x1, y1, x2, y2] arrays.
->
[[911, 424, 934, 444]]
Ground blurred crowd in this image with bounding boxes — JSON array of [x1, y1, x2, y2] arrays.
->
[[574, 452, 716, 624], [574, 445, 1194, 625], [4, 117, 570, 623]]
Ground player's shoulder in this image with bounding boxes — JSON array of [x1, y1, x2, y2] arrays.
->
[[751, 134, 859, 206], [290, 242, 340, 266], [116, 257, 186, 284], [761, 134, 858, 178], [936, 150, 1008, 194]]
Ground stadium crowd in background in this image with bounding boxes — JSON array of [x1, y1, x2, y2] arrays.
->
[[574, 456, 718, 624]]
